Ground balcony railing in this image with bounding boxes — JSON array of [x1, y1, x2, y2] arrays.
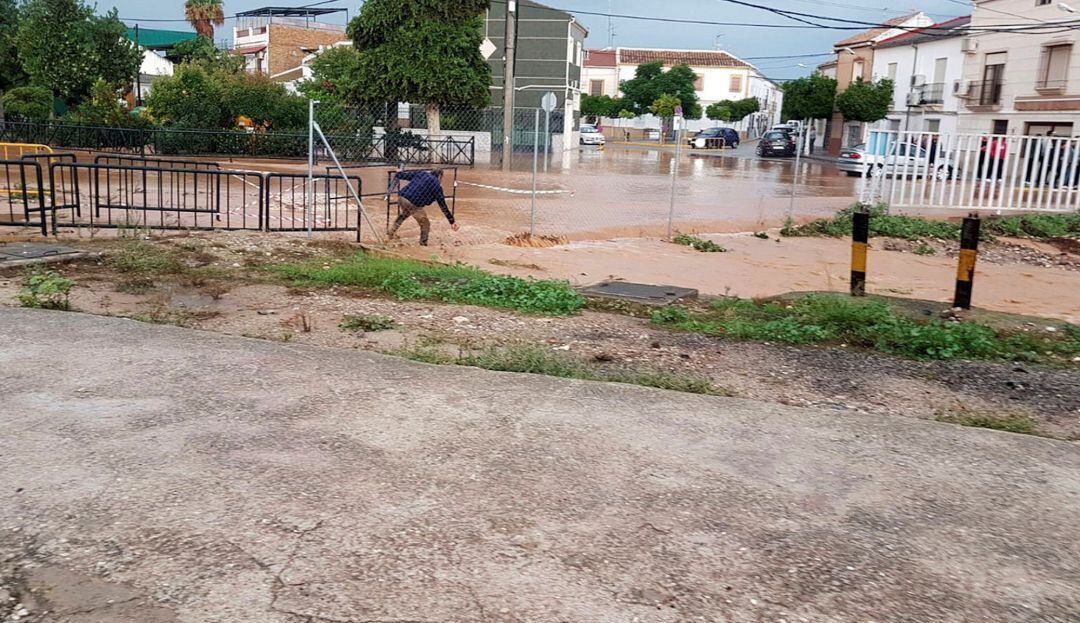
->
[[1036, 78, 1067, 91], [967, 80, 1003, 106], [920, 83, 945, 104]]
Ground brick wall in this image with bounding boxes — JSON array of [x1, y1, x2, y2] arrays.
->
[[267, 24, 349, 77]]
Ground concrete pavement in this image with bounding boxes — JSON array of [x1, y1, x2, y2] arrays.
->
[[1, 308, 1078, 622]]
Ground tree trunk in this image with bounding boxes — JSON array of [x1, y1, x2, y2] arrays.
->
[[426, 103, 441, 137]]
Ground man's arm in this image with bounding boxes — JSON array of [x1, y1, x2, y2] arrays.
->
[[435, 187, 454, 225]]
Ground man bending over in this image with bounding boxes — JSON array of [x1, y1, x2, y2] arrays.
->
[[388, 169, 459, 246]]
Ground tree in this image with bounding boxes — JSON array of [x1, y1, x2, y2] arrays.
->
[[16, 0, 141, 104], [346, 0, 491, 135], [297, 46, 362, 103], [68, 78, 142, 126], [2, 86, 51, 121], [145, 64, 228, 128], [620, 61, 701, 119], [581, 94, 629, 119], [650, 93, 681, 117], [172, 36, 245, 74], [835, 78, 894, 123], [185, 0, 225, 39], [781, 74, 837, 121], [0, 0, 24, 92], [706, 98, 759, 123]]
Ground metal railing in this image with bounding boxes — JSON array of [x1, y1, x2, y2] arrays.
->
[[920, 83, 945, 104], [965, 80, 1004, 106], [858, 130, 1080, 214], [0, 159, 47, 235]]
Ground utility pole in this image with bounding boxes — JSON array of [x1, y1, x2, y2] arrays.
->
[[501, 0, 517, 172]]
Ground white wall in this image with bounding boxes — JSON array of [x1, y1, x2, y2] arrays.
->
[[615, 64, 751, 106], [582, 66, 619, 97], [872, 35, 966, 135]]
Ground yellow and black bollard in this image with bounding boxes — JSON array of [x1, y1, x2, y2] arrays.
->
[[953, 215, 981, 309], [850, 209, 870, 296]]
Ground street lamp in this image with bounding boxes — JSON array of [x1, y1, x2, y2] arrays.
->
[[1059, 2, 1077, 13], [842, 46, 856, 55]]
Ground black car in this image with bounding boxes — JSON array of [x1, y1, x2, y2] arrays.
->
[[688, 127, 740, 149], [756, 130, 797, 157]]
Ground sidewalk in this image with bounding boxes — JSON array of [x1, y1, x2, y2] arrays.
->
[[1, 308, 1078, 621]]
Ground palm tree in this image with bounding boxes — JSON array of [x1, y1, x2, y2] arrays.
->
[[185, 0, 225, 39]]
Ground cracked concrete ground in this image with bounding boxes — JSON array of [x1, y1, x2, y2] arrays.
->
[[0, 308, 1078, 622]]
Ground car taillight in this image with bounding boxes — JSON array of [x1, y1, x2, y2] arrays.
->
[[849, 153, 862, 160]]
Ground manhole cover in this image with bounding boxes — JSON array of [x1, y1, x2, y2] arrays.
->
[[0, 243, 90, 265], [579, 281, 698, 306]]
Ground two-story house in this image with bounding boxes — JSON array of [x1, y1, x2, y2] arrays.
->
[[958, 0, 1080, 137], [582, 47, 783, 134], [825, 12, 935, 154], [871, 16, 971, 136]]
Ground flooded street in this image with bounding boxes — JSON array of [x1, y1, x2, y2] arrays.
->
[[449, 143, 861, 240]]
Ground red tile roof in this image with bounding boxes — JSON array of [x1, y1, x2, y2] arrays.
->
[[617, 48, 749, 69], [585, 49, 616, 68], [834, 13, 923, 48]]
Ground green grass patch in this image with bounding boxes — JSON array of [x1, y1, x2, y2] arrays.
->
[[275, 253, 586, 316], [340, 314, 397, 332], [936, 405, 1037, 435], [651, 294, 1080, 364], [673, 233, 727, 252], [782, 204, 1080, 242], [105, 240, 185, 275], [913, 243, 936, 256], [390, 343, 729, 396]]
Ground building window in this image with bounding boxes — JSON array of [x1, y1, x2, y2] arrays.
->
[[886, 63, 898, 81], [589, 80, 604, 96], [695, 74, 705, 91], [574, 42, 583, 66], [1036, 0, 1051, 5], [993, 119, 1009, 135], [729, 74, 742, 93], [925, 119, 941, 133], [853, 59, 865, 81], [1038, 43, 1072, 90], [978, 53, 1006, 105]]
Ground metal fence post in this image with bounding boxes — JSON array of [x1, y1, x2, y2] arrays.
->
[[667, 114, 682, 239], [531, 109, 539, 236], [953, 215, 981, 310]]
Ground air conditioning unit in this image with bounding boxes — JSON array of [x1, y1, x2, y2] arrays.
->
[[911, 74, 927, 88], [961, 37, 979, 53], [955, 80, 972, 97], [906, 91, 923, 106]]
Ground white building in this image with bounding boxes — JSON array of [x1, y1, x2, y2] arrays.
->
[[957, 0, 1080, 137], [582, 47, 783, 135], [871, 16, 970, 136]]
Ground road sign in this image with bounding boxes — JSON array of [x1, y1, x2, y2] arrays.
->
[[480, 38, 497, 60], [541, 92, 558, 113], [674, 105, 684, 117]]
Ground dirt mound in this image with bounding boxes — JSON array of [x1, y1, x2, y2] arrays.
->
[[504, 232, 567, 248]]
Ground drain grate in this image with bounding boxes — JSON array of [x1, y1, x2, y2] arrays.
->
[[0, 243, 90, 266], [579, 281, 698, 306]]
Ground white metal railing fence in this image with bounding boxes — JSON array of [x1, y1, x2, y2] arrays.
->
[[857, 130, 1080, 214]]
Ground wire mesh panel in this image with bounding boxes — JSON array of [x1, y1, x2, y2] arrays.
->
[[94, 155, 223, 171], [0, 160, 48, 235]]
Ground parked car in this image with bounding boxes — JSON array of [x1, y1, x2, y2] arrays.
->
[[756, 130, 797, 157], [688, 127, 740, 149], [579, 124, 606, 146], [772, 122, 802, 136], [838, 142, 957, 180]]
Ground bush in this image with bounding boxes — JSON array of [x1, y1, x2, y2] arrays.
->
[[673, 233, 726, 252], [2, 86, 53, 122], [18, 268, 73, 310], [340, 314, 397, 332]]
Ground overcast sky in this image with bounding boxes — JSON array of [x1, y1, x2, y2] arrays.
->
[[106, 0, 974, 80]]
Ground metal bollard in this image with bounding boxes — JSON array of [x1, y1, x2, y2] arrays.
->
[[851, 209, 870, 296], [953, 215, 981, 310]]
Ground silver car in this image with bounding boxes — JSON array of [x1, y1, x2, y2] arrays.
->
[[838, 142, 957, 180]]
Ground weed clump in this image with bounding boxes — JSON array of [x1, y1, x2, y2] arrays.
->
[[673, 233, 726, 252], [18, 269, 73, 310], [340, 314, 397, 332]]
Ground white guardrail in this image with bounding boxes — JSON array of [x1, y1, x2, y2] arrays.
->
[[853, 130, 1080, 213]]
